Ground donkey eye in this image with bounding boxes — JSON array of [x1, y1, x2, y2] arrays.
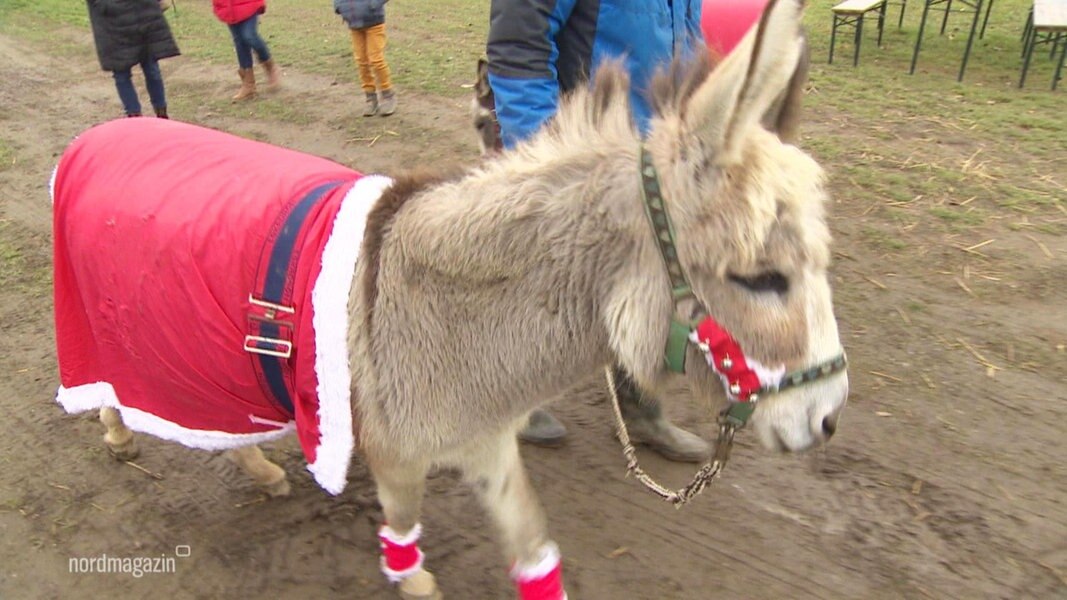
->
[[729, 271, 789, 295]]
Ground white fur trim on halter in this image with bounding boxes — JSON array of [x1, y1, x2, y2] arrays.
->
[[744, 356, 786, 389], [307, 175, 394, 495]]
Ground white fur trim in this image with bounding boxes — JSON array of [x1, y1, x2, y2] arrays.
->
[[746, 356, 786, 388], [510, 541, 562, 582], [379, 523, 425, 582], [379, 523, 422, 546], [56, 382, 294, 450], [306, 175, 394, 495], [50, 164, 59, 204]]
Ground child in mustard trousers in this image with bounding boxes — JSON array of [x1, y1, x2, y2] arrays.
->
[[334, 0, 396, 116]]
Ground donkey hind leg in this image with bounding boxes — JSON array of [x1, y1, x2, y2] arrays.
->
[[225, 445, 291, 497], [457, 433, 566, 600], [99, 407, 139, 461], [368, 455, 441, 600]]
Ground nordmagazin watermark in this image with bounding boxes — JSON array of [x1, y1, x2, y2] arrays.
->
[[68, 545, 190, 578]]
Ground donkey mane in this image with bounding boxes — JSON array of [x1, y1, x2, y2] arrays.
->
[[500, 61, 640, 168], [648, 51, 716, 121], [359, 169, 464, 332]]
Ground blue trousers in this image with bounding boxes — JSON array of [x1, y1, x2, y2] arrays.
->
[[112, 58, 166, 116], [228, 15, 271, 69]]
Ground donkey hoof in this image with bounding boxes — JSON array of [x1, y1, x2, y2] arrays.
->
[[263, 477, 291, 497], [399, 570, 442, 600], [106, 439, 140, 461]]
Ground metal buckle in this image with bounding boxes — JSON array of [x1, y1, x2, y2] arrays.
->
[[243, 335, 293, 359], [248, 294, 295, 315]]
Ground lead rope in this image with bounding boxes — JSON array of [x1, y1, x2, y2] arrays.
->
[[605, 365, 737, 507]]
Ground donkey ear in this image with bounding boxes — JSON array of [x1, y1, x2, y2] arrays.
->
[[475, 58, 492, 100], [683, 0, 806, 162], [760, 34, 809, 144]]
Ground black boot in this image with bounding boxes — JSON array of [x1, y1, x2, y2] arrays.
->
[[612, 365, 711, 463], [154, 106, 169, 119]]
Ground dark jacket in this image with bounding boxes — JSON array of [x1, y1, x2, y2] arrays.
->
[[333, 0, 386, 30], [87, 0, 180, 72], [487, 0, 703, 148]]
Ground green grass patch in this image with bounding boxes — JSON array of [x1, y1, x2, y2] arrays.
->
[[860, 226, 908, 251], [0, 139, 15, 172], [0, 221, 27, 287], [928, 205, 986, 226], [905, 301, 926, 312]]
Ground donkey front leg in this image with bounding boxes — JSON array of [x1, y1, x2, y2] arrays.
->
[[99, 407, 139, 461], [367, 454, 441, 600], [458, 433, 567, 600], [225, 445, 290, 497]]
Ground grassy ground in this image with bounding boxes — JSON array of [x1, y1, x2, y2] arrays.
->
[[0, 0, 489, 96], [0, 0, 1062, 241]]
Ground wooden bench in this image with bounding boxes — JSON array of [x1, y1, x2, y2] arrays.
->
[[1020, 0, 1067, 89], [830, 0, 889, 66]]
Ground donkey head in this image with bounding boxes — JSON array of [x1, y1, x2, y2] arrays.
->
[[611, 0, 848, 453], [471, 58, 503, 157]]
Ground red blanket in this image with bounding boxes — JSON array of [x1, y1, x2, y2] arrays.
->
[[52, 118, 391, 494]]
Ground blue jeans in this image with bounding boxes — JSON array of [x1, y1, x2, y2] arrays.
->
[[113, 58, 166, 116], [228, 15, 271, 69]]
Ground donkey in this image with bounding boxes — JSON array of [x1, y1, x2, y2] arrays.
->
[[347, 1, 844, 598], [51, 0, 846, 598]]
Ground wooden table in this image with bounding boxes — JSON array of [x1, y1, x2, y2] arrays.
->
[[908, 0, 996, 81]]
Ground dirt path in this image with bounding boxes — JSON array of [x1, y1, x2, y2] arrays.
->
[[1, 27, 1065, 600]]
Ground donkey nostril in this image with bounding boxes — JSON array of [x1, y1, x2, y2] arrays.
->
[[821, 415, 837, 438]]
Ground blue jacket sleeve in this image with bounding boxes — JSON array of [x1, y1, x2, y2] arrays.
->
[[486, 0, 578, 149]]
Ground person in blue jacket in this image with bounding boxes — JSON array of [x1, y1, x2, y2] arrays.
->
[[486, 0, 711, 461]]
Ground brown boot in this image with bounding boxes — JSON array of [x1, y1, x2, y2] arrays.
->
[[261, 58, 280, 90], [232, 68, 256, 101]]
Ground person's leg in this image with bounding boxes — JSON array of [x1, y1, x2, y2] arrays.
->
[[350, 28, 378, 116], [240, 15, 280, 87], [228, 20, 255, 69], [239, 15, 271, 64], [228, 20, 256, 100], [140, 58, 168, 118], [611, 364, 711, 463], [365, 23, 396, 115], [112, 67, 142, 116]]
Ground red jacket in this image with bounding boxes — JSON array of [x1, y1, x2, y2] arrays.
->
[[212, 0, 266, 25]]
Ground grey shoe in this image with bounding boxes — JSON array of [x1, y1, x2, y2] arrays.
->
[[612, 365, 711, 463], [518, 409, 567, 447], [363, 92, 379, 117], [378, 88, 397, 116], [623, 413, 711, 463]]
